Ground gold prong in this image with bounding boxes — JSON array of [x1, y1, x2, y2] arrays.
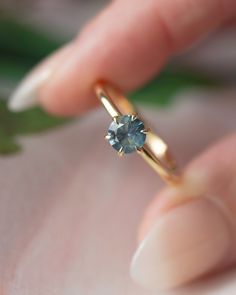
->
[[141, 129, 149, 134], [105, 134, 111, 140], [136, 147, 143, 153], [131, 114, 137, 121], [118, 147, 124, 157], [113, 116, 119, 123]]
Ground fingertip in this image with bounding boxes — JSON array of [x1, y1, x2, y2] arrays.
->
[[131, 198, 231, 290], [138, 171, 207, 242]]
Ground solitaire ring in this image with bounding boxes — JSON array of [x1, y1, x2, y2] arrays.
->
[[94, 81, 181, 185]]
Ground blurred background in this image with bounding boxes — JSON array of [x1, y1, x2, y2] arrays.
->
[[0, 0, 235, 156], [0, 2, 236, 295]]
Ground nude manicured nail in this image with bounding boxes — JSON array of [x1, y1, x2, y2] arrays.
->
[[130, 198, 230, 290], [8, 43, 73, 112], [8, 68, 52, 112]]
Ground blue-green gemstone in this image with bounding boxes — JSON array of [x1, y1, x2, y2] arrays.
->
[[107, 115, 146, 154]]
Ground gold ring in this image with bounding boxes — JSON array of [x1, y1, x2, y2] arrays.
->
[[94, 81, 181, 186]]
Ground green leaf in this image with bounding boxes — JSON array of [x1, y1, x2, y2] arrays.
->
[[131, 67, 217, 106], [0, 56, 31, 82], [0, 99, 70, 155], [0, 16, 64, 63], [0, 128, 21, 155], [0, 15, 65, 82], [13, 107, 70, 135]]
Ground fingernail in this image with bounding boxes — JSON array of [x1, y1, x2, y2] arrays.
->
[[8, 67, 52, 112], [8, 43, 73, 112], [130, 198, 231, 290]]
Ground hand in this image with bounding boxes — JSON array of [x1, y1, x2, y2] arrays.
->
[[8, 0, 236, 291]]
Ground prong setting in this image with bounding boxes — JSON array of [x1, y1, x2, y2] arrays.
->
[[131, 114, 137, 121], [106, 115, 147, 154], [118, 147, 124, 157], [113, 116, 119, 123]]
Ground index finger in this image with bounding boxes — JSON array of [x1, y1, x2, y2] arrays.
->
[[9, 0, 236, 115]]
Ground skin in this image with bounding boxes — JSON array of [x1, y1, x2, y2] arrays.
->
[[18, 0, 236, 289]]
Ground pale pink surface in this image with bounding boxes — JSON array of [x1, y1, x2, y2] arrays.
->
[[0, 90, 235, 294]]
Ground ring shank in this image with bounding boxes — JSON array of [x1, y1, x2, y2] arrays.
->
[[95, 81, 181, 185]]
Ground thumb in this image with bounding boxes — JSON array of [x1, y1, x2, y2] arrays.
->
[[130, 133, 236, 290]]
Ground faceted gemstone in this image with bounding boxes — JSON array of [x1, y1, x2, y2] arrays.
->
[[107, 115, 146, 154]]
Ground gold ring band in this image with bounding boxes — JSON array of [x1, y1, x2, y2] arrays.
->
[[94, 81, 181, 186]]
